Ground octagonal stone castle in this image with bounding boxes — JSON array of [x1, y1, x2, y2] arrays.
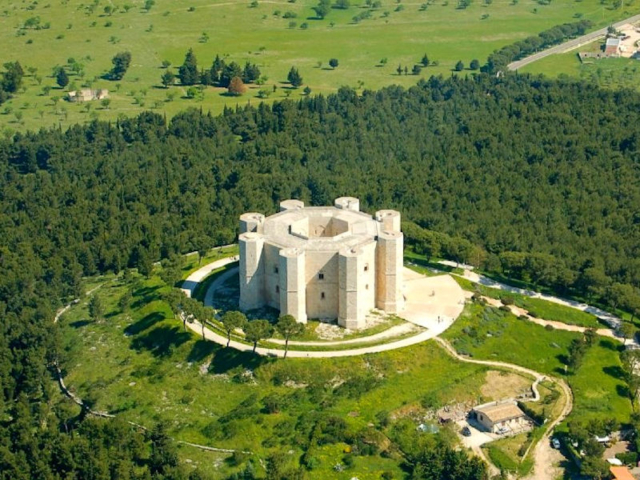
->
[[238, 197, 403, 329]]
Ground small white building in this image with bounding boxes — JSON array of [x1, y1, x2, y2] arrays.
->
[[472, 402, 530, 434], [67, 89, 109, 103]]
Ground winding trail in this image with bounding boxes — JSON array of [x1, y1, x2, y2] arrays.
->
[[434, 338, 574, 480]]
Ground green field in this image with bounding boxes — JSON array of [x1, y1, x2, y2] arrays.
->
[[0, 0, 633, 133]]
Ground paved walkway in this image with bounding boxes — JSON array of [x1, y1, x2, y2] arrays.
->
[[508, 12, 640, 71], [181, 256, 239, 298], [182, 259, 467, 357]]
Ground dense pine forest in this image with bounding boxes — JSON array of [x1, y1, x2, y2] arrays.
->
[[1, 73, 640, 478]]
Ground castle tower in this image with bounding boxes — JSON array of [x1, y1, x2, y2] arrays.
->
[[335, 197, 360, 212], [338, 241, 375, 329], [375, 215, 403, 313], [279, 248, 307, 323], [239, 232, 265, 311], [239, 213, 265, 234], [375, 210, 401, 232], [279, 199, 305, 212]]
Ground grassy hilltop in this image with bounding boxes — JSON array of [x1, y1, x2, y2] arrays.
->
[[0, 0, 632, 132]]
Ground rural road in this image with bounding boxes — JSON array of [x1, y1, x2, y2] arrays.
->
[[508, 12, 640, 71]]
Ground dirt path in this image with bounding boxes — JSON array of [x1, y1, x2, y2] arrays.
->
[[482, 296, 623, 342], [434, 338, 573, 480]]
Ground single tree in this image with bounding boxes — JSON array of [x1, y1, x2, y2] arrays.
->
[[221, 311, 247, 347], [1, 61, 24, 93], [164, 290, 188, 329], [242, 62, 261, 83], [334, 0, 350, 8], [303, 86, 311, 95], [276, 314, 305, 358], [219, 61, 242, 87], [420, 54, 429, 67], [287, 66, 303, 87], [178, 48, 199, 86], [201, 307, 215, 339], [412, 64, 422, 75], [209, 54, 224, 83], [228, 76, 247, 96], [329, 58, 339, 69], [88, 295, 104, 321], [245, 319, 273, 352], [455, 60, 464, 71], [469, 59, 480, 70], [118, 289, 132, 312], [620, 322, 636, 343], [396, 64, 403, 76], [109, 52, 132, 80], [313, 0, 331, 19], [56, 68, 69, 88], [161, 70, 175, 88]]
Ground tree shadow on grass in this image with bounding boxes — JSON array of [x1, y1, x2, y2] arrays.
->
[[188, 339, 216, 363], [134, 285, 160, 297], [603, 365, 626, 380], [208, 347, 273, 374], [617, 384, 630, 399], [70, 319, 92, 328], [124, 311, 164, 336], [130, 325, 190, 357], [598, 338, 622, 351]]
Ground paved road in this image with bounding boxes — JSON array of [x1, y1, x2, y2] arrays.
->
[[508, 12, 640, 71]]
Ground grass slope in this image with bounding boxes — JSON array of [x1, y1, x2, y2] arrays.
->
[[59, 272, 499, 477], [0, 0, 632, 132]]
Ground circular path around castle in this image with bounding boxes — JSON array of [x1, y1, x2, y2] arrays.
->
[[181, 258, 466, 358]]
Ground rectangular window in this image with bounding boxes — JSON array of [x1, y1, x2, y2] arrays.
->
[[274, 266, 279, 274], [321, 292, 325, 299], [319, 273, 324, 280], [275, 285, 279, 293], [364, 264, 369, 272]]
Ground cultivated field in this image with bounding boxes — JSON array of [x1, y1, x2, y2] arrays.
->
[[0, 0, 633, 132]]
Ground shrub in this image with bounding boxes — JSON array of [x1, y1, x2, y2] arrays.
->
[[500, 296, 515, 306]]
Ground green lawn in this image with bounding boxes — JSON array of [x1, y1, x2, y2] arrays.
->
[[0, 0, 632, 133], [58, 271, 504, 477]]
